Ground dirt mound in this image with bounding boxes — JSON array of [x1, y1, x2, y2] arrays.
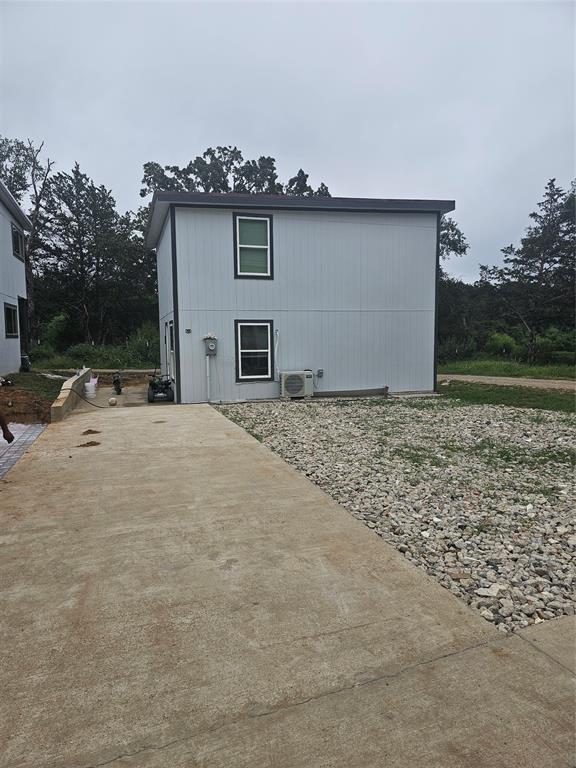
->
[[0, 388, 52, 424]]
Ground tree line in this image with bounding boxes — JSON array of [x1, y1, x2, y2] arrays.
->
[[0, 135, 573, 367], [439, 179, 575, 364], [0, 141, 336, 356]]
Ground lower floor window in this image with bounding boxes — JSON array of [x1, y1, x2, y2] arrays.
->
[[4, 303, 18, 338], [235, 320, 274, 381]]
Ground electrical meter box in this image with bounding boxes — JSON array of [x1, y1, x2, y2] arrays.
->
[[204, 337, 217, 356]]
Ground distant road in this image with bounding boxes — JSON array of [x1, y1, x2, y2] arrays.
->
[[437, 374, 576, 392]]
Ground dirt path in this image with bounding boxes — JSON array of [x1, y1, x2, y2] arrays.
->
[[438, 373, 575, 391]]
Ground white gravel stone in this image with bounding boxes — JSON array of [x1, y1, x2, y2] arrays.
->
[[218, 396, 575, 632]]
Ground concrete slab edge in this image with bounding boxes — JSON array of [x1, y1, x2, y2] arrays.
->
[[50, 368, 92, 422]]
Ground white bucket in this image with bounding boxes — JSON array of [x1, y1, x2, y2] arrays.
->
[[84, 381, 97, 399]]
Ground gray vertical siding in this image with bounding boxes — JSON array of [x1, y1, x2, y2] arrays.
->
[[172, 207, 437, 403], [156, 213, 173, 377], [0, 201, 26, 376]]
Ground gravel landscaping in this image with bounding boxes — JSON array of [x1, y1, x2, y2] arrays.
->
[[218, 396, 575, 633]]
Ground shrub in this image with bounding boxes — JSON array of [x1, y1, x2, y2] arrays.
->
[[63, 344, 148, 368], [539, 327, 575, 352], [484, 332, 522, 358], [29, 344, 57, 362], [41, 313, 72, 351], [30, 323, 160, 370], [437, 337, 477, 363], [533, 335, 555, 363], [124, 322, 160, 365], [549, 351, 576, 366]]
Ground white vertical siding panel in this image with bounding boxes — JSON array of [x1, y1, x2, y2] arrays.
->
[[0, 203, 26, 375], [173, 208, 437, 402]]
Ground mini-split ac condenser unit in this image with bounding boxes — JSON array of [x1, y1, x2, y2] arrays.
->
[[280, 370, 314, 398]]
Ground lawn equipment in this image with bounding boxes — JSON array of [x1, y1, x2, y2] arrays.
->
[[148, 373, 174, 403], [112, 371, 123, 395]]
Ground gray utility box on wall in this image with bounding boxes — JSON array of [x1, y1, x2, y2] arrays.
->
[[204, 337, 217, 356]]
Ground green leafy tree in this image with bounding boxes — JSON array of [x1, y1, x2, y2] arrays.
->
[[141, 146, 330, 198], [440, 216, 469, 262], [479, 179, 575, 361], [0, 137, 32, 203], [436, 215, 475, 353], [234, 155, 284, 194], [285, 169, 314, 196], [0, 136, 54, 342], [314, 182, 331, 197], [36, 163, 156, 346]]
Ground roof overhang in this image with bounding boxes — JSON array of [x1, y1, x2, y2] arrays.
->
[[144, 192, 456, 249], [0, 178, 32, 231]]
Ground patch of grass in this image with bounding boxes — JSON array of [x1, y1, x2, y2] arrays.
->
[[524, 410, 548, 425], [439, 381, 575, 413], [523, 446, 575, 466], [32, 354, 158, 370], [331, 397, 396, 408], [438, 359, 575, 380], [470, 439, 524, 466], [398, 397, 457, 411], [529, 481, 558, 499], [438, 440, 460, 453], [472, 518, 493, 534], [469, 438, 575, 468], [389, 445, 426, 465], [332, 396, 456, 412], [3, 372, 63, 402], [387, 443, 447, 468], [218, 409, 264, 442]]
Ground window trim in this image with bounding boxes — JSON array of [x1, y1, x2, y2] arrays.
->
[[233, 213, 274, 280], [4, 303, 19, 339], [11, 224, 24, 262], [235, 319, 275, 382]]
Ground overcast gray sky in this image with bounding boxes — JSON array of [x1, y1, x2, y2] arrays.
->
[[1, 0, 573, 281]]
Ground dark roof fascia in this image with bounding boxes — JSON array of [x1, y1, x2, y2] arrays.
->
[[161, 192, 455, 215], [145, 192, 456, 248]]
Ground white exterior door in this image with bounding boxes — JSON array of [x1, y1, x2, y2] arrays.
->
[[167, 321, 175, 381]]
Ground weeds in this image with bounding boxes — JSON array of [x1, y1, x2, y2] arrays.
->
[[469, 438, 575, 468], [438, 382, 575, 413], [438, 359, 575, 381]]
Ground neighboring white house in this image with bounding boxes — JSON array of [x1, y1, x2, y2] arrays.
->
[[145, 192, 455, 404], [0, 179, 31, 376]]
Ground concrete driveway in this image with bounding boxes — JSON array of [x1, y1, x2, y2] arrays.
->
[[0, 404, 574, 767]]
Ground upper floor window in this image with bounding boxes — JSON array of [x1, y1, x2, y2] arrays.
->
[[12, 225, 24, 262], [234, 214, 273, 279], [4, 303, 18, 338]]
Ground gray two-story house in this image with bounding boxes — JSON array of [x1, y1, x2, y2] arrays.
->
[[0, 179, 31, 377], [145, 192, 455, 404]]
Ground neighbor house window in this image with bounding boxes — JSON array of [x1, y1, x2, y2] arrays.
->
[[12, 226, 24, 262], [235, 320, 274, 381], [4, 303, 18, 338], [234, 214, 273, 279]]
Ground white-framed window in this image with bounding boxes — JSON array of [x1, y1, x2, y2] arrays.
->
[[235, 320, 274, 381], [12, 225, 24, 262], [4, 303, 18, 338], [234, 214, 273, 279]]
